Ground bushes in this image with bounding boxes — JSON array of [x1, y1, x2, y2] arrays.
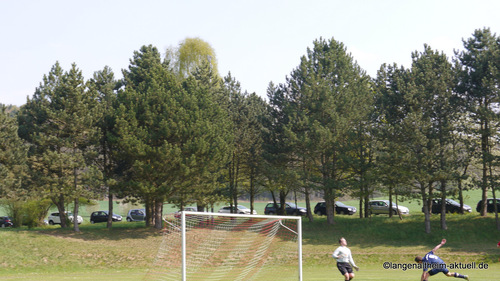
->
[[1, 198, 51, 228]]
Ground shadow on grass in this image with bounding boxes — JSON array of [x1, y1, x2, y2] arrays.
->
[[32, 222, 164, 241], [24, 212, 499, 250]]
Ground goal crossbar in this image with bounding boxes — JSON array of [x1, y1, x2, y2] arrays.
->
[[181, 211, 301, 220]]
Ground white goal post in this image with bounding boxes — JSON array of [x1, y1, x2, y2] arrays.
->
[[145, 211, 302, 281]]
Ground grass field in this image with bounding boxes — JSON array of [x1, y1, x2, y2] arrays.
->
[[0, 189, 499, 280]]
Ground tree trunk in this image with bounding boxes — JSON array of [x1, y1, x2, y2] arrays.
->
[[492, 184, 499, 230], [421, 182, 431, 234], [154, 199, 163, 229], [145, 199, 153, 227], [359, 196, 363, 219], [488, 162, 499, 230], [73, 198, 80, 232], [324, 188, 335, 225], [395, 192, 402, 220], [364, 192, 369, 218], [279, 190, 287, 215], [428, 182, 434, 212], [304, 186, 313, 222], [458, 179, 464, 215], [458, 165, 468, 215], [107, 192, 113, 229], [72, 147, 80, 232], [249, 172, 255, 214], [388, 186, 393, 218], [481, 120, 489, 216], [440, 180, 447, 230], [53, 195, 67, 228], [233, 163, 239, 213], [302, 157, 313, 222]]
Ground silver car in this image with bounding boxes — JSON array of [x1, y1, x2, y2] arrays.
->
[[368, 200, 409, 215], [218, 205, 257, 215], [126, 209, 146, 222]]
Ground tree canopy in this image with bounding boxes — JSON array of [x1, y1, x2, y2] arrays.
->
[[166, 37, 219, 79], [2, 29, 500, 233]]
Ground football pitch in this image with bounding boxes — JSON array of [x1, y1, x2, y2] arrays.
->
[[304, 263, 499, 280], [1, 191, 499, 281], [1, 263, 498, 280]]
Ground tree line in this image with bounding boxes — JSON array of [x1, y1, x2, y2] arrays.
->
[[0, 29, 499, 233]]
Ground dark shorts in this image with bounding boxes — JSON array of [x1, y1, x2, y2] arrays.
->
[[428, 267, 449, 276], [337, 262, 353, 275]]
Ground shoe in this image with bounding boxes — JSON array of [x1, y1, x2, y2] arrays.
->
[[464, 275, 469, 281]]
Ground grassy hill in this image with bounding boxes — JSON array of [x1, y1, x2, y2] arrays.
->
[[0, 188, 499, 280], [0, 211, 498, 280]]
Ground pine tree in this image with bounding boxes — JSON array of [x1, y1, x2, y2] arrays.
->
[[0, 106, 29, 201], [17, 62, 102, 231], [221, 72, 267, 214], [116, 45, 230, 228], [411, 45, 458, 230], [375, 45, 459, 233], [455, 28, 500, 217], [88, 66, 119, 228], [279, 37, 372, 225], [262, 82, 297, 216]]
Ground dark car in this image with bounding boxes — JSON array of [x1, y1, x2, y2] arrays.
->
[[422, 199, 472, 214], [476, 198, 500, 213], [90, 211, 122, 224], [264, 202, 307, 216], [314, 201, 357, 216], [0, 216, 13, 227]]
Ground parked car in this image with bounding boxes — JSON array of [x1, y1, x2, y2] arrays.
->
[[174, 207, 198, 218], [264, 202, 307, 216], [47, 211, 83, 225], [314, 201, 357, 216], [126, 209, 146, 222], [0, 216, 13, 227], [90, 211, 122, 223], [422, 199, 472, 214], [368, 200, 409, 215], [218, 205, 257, 215], [476, 198, 500, 213]]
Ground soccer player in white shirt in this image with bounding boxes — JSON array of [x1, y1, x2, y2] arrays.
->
[[332, 237, 359, 280]]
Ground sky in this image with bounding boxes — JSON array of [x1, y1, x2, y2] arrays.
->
[[1, 0, 499, 106]]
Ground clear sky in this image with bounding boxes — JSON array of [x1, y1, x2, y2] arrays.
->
[[1, 0, 499, 106]]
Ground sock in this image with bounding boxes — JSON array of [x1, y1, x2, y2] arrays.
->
[[454, 273, 465, 278]]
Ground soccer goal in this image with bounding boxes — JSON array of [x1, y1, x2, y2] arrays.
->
[[144, 211, 302, 281]]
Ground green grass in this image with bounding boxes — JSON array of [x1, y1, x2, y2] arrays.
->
[[302, 263, 499, 280], [0, 211, 499, 280], [1, 188, 499, 280]]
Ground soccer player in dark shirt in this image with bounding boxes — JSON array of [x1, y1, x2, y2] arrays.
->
[[414, 239, 469, 281]]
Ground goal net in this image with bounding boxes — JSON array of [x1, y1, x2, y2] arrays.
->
[[144, 211, 302, 281]]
